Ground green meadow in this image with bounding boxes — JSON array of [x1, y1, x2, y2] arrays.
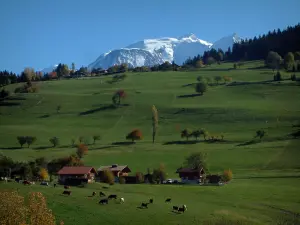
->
[[1, 61, 300, 224]]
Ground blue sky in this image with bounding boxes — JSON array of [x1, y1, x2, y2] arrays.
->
[[0, 0, 299, 73]]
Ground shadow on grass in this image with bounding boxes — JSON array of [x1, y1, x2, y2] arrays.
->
[[79, 105, 115, 116], [182, 83, 196, 87], [112, 142, 135, 146], [0, 147, 22, 150], [163, 140, 199, 145], [38, 114, 50, 118], [6, 96, 26, 101], [177, 93, 201, 98], [236, 139, 259, 146], [89, 146, 119, 150], [0, 102, 21, 106], [33, 146, 52, 150]]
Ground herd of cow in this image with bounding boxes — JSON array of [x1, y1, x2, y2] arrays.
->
[[61, 186, 187, 213]]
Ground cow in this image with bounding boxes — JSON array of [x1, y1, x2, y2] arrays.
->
[[120, 198, 125, 203], [92, 192, 96, 196], [64, 185, 70, 189], [99, 199, 108, 204], [108, 194, 117, 200], [62, 191, 71, 196], [165, 198, 171, 203], [141, 203, 149, 208], [172, 206, 179, 211], [99, 192, 106, 197], [178, 205, 187, 213], [149, 199, 153, 204]]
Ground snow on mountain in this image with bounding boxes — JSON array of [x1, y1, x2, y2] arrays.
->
[[88, 48, 164, 70], [211, 33, 241, 52], [88, 33, 238, 69], [41, 64, 58, 74]]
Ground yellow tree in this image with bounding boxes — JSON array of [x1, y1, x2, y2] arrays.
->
[[152, 105, 158, 143], [39, 168, 49, 181], [76, 144, 88, 158]]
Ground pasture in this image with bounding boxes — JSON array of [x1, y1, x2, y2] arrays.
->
[[0, 61, 300, 224]]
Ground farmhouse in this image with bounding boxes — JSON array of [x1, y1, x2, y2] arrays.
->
[[57, 166, 97, 185], [176, 167, 206, 184], [97, 164, 131, 178]]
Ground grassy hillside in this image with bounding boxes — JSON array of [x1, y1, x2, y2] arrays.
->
[[1, 61, 300, 224]]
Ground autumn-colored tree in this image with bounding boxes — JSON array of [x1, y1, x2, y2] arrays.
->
[[181, 128, 192, 141], [23, 67, 35, 83], [101, 169, 115, 185], [152, 105, 158, 143], [112, 89, 126, 106], [126, 129, 143, 143], [152, 163, 167, 184], [222, 169, 233, 182], [76, 144, 88, 158], [136, 172, 144, 183], [17, 136, 27, 148], [0, 191, 58, 225], [49, 71, 57, 79], [195, 60, 204, 68], [93, 135, 101, 144], [39, 168, 49, 181]]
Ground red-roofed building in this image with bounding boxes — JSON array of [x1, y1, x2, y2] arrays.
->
[[176, 167, 206, 184], [57, 166, 97, 185]]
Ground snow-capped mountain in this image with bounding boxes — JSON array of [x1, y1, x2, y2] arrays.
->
[[41, 64, 58, 74], [88, 33, 240, 69], [211, 33, 241, 52]]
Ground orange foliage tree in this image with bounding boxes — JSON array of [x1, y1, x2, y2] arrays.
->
[[112, 89, 126, 106], [76, 144, 88, 158], [0, 191, 61, 225], [222, 169, 233, 182], [39, 168, 49, 181], [126, 129, 143, 143], [223, 76, 232, 83]]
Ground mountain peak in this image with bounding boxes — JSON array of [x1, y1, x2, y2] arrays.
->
[[179, 33, 197, 40]]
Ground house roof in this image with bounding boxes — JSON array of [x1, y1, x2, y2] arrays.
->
[[98, 164, 131, 172], [176, 167, 204, 173], [57, 166, 96, 175]]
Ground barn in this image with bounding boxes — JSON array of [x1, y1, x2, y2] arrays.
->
[[97, 164, 131, 181], [176, 167, 206, 184], [57, 166, 97, 185]]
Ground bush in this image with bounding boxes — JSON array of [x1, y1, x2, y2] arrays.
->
[[119, 176, 126, 184], [136, 172, 144, 183], [0, 89, 10, 98], [222, 169, 233, 182], [126, 129, 143, 143], [101, 169, 114, 185], [49, 137, 59, 147]]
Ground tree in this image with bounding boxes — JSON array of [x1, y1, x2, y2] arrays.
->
[[294, 51, 300, 60], [255, 129, 266, 140], [185, 152, 208, 171], [39, 168, 49, 181], [217, 52, 224, 62], [101, 169, 114, 185], [55, 64, 69, 78], [197, 76, 206, 82], [152, 164, 167, 184], [17, 136, 27, 148], [222, 169, 233, 182], [181, 128, 192, 141], [195, 82, 208, 95], [206, 57, 215, 65], [78, 136, 84, 143], [119, 176, 126, 184], [23, 67, 35, 83], [56, 105, 61, 114], [119, 63, 128, 72], [214, 76, 222, 84], [49, 137, 59, 147], [136, 172, 144, 183], [26, 136, 36, 148], [195, 60, 204, 68], [233, 63, 237, 69], [152, 105, 158, 143], [266, 51, 282, 72], [93, 135, 101, 144], [76, 144, 88, 158], [190, 129, 206, 140], [126, 129, 143, 143], [112, 89, 126, 106], [71, 62, 75, 72], [223, 76, 232, 83], [284, 52, 295, 71]]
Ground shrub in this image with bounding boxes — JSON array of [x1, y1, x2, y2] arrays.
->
[[76, 144, 88, 158], [195, 82, 208, 95], [136, 172, 144, 183], [0, 89, 10, 98], [49, 137, 59, 147], [102, 169, 114, 185], [119, 176, 126, 184], [17, 136, 27, 148], [126, 129, 143, 143], [93, 135, 101, 144], [222, 169, 233, 182]]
